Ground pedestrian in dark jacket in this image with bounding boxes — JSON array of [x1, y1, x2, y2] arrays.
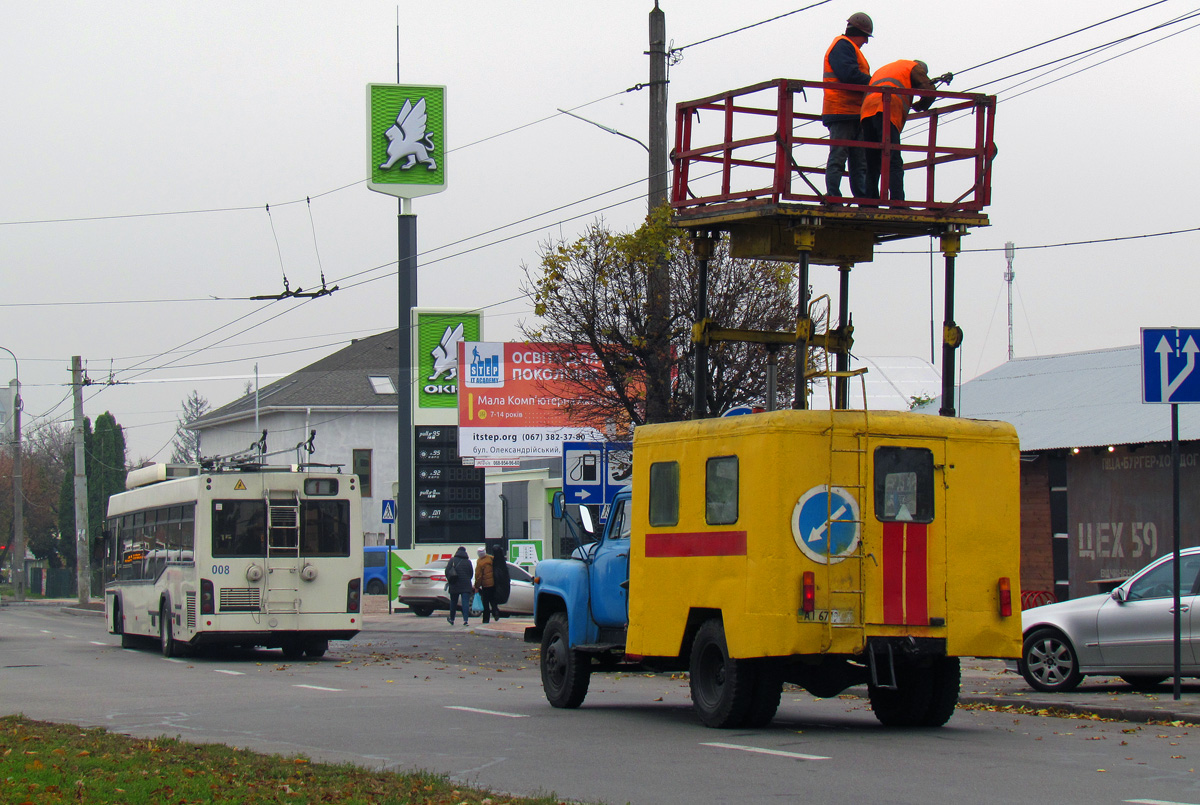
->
[[445, 546, 474, 626], [491, 543, 511, 611], [473, 547, 501, 624]]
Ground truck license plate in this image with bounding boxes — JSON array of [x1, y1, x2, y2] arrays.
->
[[798, 609, 855, 624]]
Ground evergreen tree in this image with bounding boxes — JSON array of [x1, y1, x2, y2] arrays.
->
[[57, 413, 126, 569], [171, 390, 210, 463]]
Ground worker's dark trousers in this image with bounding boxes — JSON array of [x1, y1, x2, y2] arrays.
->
[[862, 113, 904, 201]]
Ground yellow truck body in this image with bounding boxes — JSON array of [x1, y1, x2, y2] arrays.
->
[[625, 409, 1021, 662]]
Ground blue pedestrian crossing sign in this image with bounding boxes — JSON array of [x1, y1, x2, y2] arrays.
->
[[1142, 328, 1200, 404], [381, 499, 396, 524], [791, 485, 860, 564]]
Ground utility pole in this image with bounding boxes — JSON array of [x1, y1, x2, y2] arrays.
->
[[648, 1, 669, 211], [72, 357, 90, 604], [7, 369, 24, 602], [1004, 241, 1016, 361], [646, 2, 672, 423]]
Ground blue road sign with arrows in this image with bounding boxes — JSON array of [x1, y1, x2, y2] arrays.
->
[[1142, 328, 1200, 404]]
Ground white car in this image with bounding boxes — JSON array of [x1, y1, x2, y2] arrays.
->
[[1020, 547, 1200, 692], [397, 559, 535, 618]]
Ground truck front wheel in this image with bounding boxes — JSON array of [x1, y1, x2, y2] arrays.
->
[[541, 613, 590, 708], [689, 619, 754, 728]]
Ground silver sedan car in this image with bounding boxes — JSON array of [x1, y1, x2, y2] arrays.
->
[[397, 559, 535, 618], [1020, 546, 1200, 692]]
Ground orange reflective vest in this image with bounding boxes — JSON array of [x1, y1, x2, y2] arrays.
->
[[860, 60, 919, 131], [822, 36, 870, 117]]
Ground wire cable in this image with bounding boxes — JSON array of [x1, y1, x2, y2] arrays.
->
[[669, 1, 833, 57]]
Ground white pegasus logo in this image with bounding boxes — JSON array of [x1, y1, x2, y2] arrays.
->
[[379, 97, 437, 171], [429, 323, 464, 381]]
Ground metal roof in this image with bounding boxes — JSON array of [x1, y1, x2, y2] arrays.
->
[[189, 330, 400, 429], [935, 345, 1200, 451]]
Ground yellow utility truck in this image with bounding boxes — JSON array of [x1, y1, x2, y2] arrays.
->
[[527, 409, 1021, 727]]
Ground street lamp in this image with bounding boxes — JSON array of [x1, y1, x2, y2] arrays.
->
[[0, 346, 23, 602]]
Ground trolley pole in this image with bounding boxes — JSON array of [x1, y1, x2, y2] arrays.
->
[[692, 233, 713, 419], [4, 360, 25, 602]]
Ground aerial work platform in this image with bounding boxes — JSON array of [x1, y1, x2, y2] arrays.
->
[[669, 78, 998, 414]]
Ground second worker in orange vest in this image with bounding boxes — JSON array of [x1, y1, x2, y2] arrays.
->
[[860, 59, 937, 203], [821, 12, 873, 202]]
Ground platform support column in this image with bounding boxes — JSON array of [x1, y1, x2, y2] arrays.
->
[[692, 232, 716, 419], [835, 264, 852, 409], [793, 227, 816, 410], [938, 230, 964, 417]]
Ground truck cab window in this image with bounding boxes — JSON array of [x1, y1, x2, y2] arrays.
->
[[706, 456, 739, 525], [874, 446, 934, 523], [609, 499, 631, 540], [649, 461, 679, 526]]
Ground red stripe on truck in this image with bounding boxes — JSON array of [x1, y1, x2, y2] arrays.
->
[[644, 531, 748, 557], [882, 521, 928, 625]]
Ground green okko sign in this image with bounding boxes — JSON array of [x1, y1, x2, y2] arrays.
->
[[367, 84, 447, 198], [416, 310, 481, 408]]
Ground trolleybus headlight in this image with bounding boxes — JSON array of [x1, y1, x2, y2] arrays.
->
[[300, 563, 318, 582], [998, 577, 1012, 617], [347, 578, 361, 613], [802, 571, 816, 614], [200, 578, 215, 615], [245, 564, 264, 582]]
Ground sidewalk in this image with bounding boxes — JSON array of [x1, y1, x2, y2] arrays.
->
[[15, 595, 1200, 725]]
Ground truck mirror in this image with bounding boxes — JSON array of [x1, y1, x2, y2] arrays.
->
[[551, 490, 566, 520], [578, 504, 595, 535]]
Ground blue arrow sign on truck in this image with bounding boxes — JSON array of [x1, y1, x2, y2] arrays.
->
[[1142, 328, 1200, 404]]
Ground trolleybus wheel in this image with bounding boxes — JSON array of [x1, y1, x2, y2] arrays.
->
[[281, 642, 304, 660], [540, 612, 590, 708], [159, 604, 177, 658], [115, 602, 136, 649], [689, 619, 753, 728], [304, 639, 328, 658]]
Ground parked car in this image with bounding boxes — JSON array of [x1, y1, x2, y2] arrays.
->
[[397, 559, 535, 617], [363, 546, 390, 595], [1020, 546, 1200, 692]]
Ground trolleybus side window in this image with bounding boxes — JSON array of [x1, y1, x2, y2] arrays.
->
[[648, 461, 680, 527], [706, 456, 739, 526], [114, 504, 195, 581], [874, 447, 935, 523]]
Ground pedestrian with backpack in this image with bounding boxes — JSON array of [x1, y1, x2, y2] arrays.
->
[[445, 546, 474, 626]]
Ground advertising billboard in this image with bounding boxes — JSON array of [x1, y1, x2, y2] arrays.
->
[[456, 342, 605, 460]]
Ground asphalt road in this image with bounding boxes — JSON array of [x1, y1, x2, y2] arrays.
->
[[3, 604, 1200, 805]]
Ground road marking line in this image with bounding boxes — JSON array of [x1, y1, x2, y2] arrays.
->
[[89, 641, 107, 646], [161, 658, 186, 664], [213, 669, 244, 676], [445, 706, 529, 719], [1126, 800, 1200, 805], [701, 742, 831, 761], [40, 630, 52, 634], [294, 684, 342, 692]]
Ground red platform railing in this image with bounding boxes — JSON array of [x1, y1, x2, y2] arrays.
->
[[671, 78, 996, 216]]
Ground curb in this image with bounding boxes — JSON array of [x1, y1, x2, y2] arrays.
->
[[957, 693, 1200, 725]]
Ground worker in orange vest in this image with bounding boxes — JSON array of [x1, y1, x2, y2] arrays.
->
[[821, 12, 873, 203], [860, 59, 937, 203]]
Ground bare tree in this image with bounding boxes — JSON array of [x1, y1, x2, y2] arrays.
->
[[171, 390, 210, 463], [521, 208, 808, 429]]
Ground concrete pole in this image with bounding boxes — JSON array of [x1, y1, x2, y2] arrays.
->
[[72, 357, 90, 603], [648, 2, 669, 212], [9, 376, 24, 602]]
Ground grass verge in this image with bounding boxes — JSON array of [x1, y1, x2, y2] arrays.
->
[[1, 715, 578, 804]]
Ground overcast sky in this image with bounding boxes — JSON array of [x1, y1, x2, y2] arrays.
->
[[2, 0, 1197, 461]]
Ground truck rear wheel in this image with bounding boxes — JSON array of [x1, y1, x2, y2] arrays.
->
[[744, 661, 783, 728], [541, 613, 590, 708], [689, 619, 754, 728], [868, 657, 959, 727]]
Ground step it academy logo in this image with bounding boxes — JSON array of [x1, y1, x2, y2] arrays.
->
[[465, 343, 505, 388]]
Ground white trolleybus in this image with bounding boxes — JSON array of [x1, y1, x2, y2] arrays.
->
[[101, 461, 364, 658]]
